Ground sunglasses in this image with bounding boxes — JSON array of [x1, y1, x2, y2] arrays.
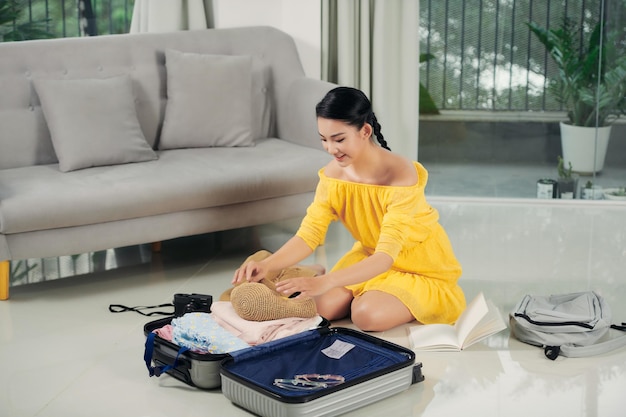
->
[[273, 374, 345, 391]]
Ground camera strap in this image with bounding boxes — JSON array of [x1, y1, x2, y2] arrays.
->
[[108, 303, 174, 317]]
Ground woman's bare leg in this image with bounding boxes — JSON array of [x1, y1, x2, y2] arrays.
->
[[314, 286, 353, 321], [350, 291, 415, 332]]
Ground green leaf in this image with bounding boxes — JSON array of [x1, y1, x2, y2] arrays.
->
[[419, 53, 440, 114], [419, 83, 440, 115], [527, 17, 626, 127], [1, 0, 54, 42]]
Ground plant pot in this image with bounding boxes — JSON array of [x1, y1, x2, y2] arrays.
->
[[603, 188, 626, 201], [559, 122, 611, 174], [557, 176, 578, 199], [581, 185, 603, 200]]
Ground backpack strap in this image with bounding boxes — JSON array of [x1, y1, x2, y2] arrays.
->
[[546, 323, 626, 359]]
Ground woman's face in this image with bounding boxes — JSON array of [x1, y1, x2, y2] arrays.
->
[[318, 117, 372, 166]]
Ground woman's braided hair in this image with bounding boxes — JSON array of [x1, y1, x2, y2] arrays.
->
[[315, 87, 391, 151]]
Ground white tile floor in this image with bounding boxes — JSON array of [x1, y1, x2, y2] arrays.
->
[[1, 197, 626, 417]]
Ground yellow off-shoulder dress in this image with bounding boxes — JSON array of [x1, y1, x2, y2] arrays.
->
[[295, 161, 466, 325]]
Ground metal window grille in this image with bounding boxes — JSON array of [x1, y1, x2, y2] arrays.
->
[[420, 0, 609, 112], [3, 0, 134, 39]]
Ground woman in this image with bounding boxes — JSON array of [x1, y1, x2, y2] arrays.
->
[[233, 86, 465, 332]]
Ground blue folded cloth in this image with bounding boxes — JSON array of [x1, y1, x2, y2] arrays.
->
[[172, 312, 249, 354]]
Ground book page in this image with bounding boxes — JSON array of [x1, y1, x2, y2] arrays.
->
[[461, 300, 507, 348], [454, 292, 489, 346], [407, 323, 460, 351]]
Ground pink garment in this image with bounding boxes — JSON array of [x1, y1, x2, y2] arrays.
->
[[210, 301, 323, 346], [153, 324, 174, 341]]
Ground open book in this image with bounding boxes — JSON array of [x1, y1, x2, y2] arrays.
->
[[407, 292, 507, 352]]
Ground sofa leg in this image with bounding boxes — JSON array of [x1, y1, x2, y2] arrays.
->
[[0, 260, 9, 300], [151, 242, 162, 253]]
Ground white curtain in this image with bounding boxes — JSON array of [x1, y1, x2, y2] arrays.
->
[[130, 0, 210, 33], [321, 0, 419, 160]]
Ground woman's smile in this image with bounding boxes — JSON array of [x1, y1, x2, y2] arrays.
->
[[334, 153, 347, 162]]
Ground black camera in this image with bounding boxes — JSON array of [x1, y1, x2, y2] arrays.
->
[[173, 293, 213, 317]]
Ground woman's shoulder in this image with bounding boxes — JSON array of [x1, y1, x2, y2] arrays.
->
[[321, 154, 419, 187], [386, 154, 418, 187], [321, 160, 341, 180]]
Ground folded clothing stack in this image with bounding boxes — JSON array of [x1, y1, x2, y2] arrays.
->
[[171, 312, 250, 354], [151, 302, 324, 354]]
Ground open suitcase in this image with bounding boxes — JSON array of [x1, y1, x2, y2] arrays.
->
[[144, 316, 228, 389], [220, 327, 423, 417], [143, 315, 332, 389]]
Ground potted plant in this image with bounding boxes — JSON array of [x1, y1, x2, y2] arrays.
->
[[528, 17, 626, 174], [581, 180, 603, 200], [603, 186, 626, 201], [556, 155, 577, 198]]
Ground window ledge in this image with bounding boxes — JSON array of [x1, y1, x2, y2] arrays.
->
[[420, 110, 626, 124]]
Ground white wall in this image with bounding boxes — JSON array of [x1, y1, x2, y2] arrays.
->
[[212, 0, 322, 79]]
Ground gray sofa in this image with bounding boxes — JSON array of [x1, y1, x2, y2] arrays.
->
[[0, 26, 336, 299]]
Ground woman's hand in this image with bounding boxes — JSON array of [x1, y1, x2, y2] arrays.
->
[[232, 260, 268, 285], [275, 275, 333, 299]]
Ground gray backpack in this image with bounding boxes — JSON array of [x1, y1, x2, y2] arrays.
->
[[510, 291, 626, 360]]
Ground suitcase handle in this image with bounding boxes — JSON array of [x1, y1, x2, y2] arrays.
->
[[144, 332, 189, 377]]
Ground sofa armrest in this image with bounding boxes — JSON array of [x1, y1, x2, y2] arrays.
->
[[278, 78, 337, 150]]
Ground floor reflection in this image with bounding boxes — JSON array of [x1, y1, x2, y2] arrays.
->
[[10, 246, 153, 287], [2, 198, 625, 417], [9, 232, 224, 288]]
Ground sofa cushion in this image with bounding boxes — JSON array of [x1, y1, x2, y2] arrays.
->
[[33, 75, 158, 172], [159, 50, 254, 150], [0, 138, 330, 235]]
